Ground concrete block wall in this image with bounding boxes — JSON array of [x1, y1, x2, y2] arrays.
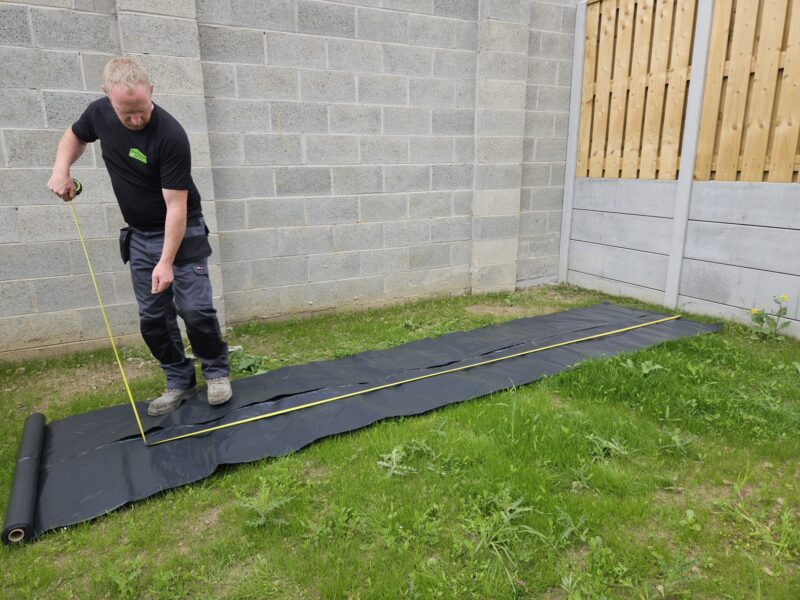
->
[[470, 2, 529, 293], [114, 0, 225, 330], [0, 1, 131, 355], [518, 0, 574, 287], [1, 0, 578, 355], [0, 1, 220, 357], [198, 0, 482, 321]]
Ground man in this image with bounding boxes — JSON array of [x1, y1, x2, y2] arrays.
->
[[47, 57, 232, 416]]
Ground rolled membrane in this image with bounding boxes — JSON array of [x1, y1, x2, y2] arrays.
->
[[2, 413, 46, 544]]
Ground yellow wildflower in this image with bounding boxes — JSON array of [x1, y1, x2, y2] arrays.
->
[[751, 307, 759, 315], [779, 294, 789, 303]]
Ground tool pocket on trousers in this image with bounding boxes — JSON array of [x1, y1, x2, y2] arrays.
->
[[174, 224, 212, 266], [119, 227, 132, 264], [186, 262, 213, 309]]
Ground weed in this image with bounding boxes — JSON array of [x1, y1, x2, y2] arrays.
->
[[229, 347, 269, 375], [621, 551, 700, 599], [303, 505, 365, 545], [377, 446, 416, 477], [560, 536, 632, 599], [462, 486, 540, 587], [750, 295, 791, 341], [377, 439, 436, 477], [148, 569, 188, 597], [235, 476, 295, 528], [403, 438, 434, 459], [425, 452, 477, 476], [718, 495, 800, 559], [586, 432, 629, 462], [537, 506, 589, 551], [679, 509, 702, 534], [570, 461, 595, 493], [412, 504, 443, 545], [659, 429, 696, 456], [623, 358, 668, 375], [107, 558, 143, 600]]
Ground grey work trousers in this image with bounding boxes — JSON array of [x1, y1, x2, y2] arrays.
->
[[127, 225, 228, 390]]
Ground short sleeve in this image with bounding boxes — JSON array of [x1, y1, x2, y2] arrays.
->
[[71, 104, 98, 143], [160, 129, 192, 191]]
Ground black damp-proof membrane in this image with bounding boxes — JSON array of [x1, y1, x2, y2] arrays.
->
[[2, 304, 718, 544]]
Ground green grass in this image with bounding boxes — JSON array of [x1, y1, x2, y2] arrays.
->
[[1, 284, 799, 599]]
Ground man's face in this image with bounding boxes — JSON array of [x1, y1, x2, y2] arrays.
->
[[105, 83, 154, 131]]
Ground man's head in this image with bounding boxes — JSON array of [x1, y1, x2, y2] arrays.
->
[[102, 57, 154, 131]]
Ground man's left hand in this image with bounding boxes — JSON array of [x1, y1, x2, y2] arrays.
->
[[151, 261, 174, 294]]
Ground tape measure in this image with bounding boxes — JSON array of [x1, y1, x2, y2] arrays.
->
[[66, 178, 147, 444]]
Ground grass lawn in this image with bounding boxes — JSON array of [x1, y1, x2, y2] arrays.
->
[[1, 284, 799, 599]]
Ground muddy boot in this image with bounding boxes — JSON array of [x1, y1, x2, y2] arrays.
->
[[207, 377, 232, 406], [147, 387, 196, 417]]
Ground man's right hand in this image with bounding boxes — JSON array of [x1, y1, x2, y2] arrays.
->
[[47, 173, 77, 202]]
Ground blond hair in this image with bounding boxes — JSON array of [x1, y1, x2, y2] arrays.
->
[[103, 57, 151, 91]]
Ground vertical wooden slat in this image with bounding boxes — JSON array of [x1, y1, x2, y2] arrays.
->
[[588, 0, 618, 177], [621, 0, 655, 178], [741, 0, 789, 180], [715, 0, 760, 180], [658, 0, 697, 179], [768, 1, 800, 182], [694, 0, 734, 180], [604, 0, 636, 178], [639, 0, 675, 179], [576, 2, 602, 177]]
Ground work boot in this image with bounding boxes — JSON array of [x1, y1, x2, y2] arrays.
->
[[147, 387, 195, 417], [207, 377, 232, 406]]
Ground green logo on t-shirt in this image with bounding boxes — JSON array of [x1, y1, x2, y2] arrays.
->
[[128, 148, 148, 164]]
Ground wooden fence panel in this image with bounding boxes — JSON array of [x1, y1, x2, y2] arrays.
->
[[695, 0, 800, 182], [578, 0, 800, 183], [576, 0, 696, 179]]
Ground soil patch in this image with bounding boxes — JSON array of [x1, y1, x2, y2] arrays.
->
[[16, 361, 159, 413]]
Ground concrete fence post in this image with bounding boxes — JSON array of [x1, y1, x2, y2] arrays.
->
[[558, 0, 586, 283], [663, 0, 715, 307]]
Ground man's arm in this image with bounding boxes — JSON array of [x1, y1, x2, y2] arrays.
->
[[151, 188, 188, 294], [47, 128, 88, 201]]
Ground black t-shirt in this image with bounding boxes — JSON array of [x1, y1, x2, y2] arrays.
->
[[72, 97, 202, 229]]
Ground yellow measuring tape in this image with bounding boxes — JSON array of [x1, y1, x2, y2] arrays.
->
[[148, 314, 681, 447], [69, 199, 147, 444], [68, 184, 680, 448]]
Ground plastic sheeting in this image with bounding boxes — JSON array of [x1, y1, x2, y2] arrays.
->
[[2, 304, 718, 544]]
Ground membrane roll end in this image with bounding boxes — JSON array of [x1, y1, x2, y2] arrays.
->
[[2, 413, 46, 545]]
